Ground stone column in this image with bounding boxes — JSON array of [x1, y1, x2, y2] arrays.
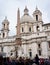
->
[[41, 41, 48, 58], [24, 23, 28, 33], [39, 23, 43, 31], [33, 25, 37, 32], [32, 42, 38, 58]]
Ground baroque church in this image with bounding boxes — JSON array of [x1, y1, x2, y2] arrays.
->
[[0, 6, 50, 59]]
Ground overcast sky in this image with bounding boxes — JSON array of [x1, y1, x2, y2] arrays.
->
[[0, 0, 50, 35]]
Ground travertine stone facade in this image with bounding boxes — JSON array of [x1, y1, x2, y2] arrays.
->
[[0, 6, 50, 59]]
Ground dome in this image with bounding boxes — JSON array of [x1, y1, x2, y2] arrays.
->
[[20, 15, 33, 23], [20, 6, 33, 23], [2, 16, 9, 24]]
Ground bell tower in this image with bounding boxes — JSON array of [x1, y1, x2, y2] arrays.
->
[[33, 6, 42, 22], [33, 7, 43, 32], [1, 16, 9, 38]]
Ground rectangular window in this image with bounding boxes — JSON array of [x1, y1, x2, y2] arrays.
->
[[4, 24, 5, 28], [1, 46, 3, 52], [36, 15, 38, 21], [49, 42, 50, 48], [29, 52, 32, 57], [38, 50, 41, 56]]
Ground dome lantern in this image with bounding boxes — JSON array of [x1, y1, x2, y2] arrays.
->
[[24, 6, 29, 15], [20, 6, 33, 23]]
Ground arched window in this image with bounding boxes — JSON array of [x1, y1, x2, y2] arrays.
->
[[22, 27, 24, 32], [37, 26, 40, 31], [29, 27, 31, 32], [3, 33, 5, 38], [36, 15, 38, 21], [38, 44, 40, 48]]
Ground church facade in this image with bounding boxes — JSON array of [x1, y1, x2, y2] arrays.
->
[[0, 6, 50, 59]]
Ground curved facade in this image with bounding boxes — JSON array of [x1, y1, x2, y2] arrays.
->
[[0, 6, 50, 59]]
